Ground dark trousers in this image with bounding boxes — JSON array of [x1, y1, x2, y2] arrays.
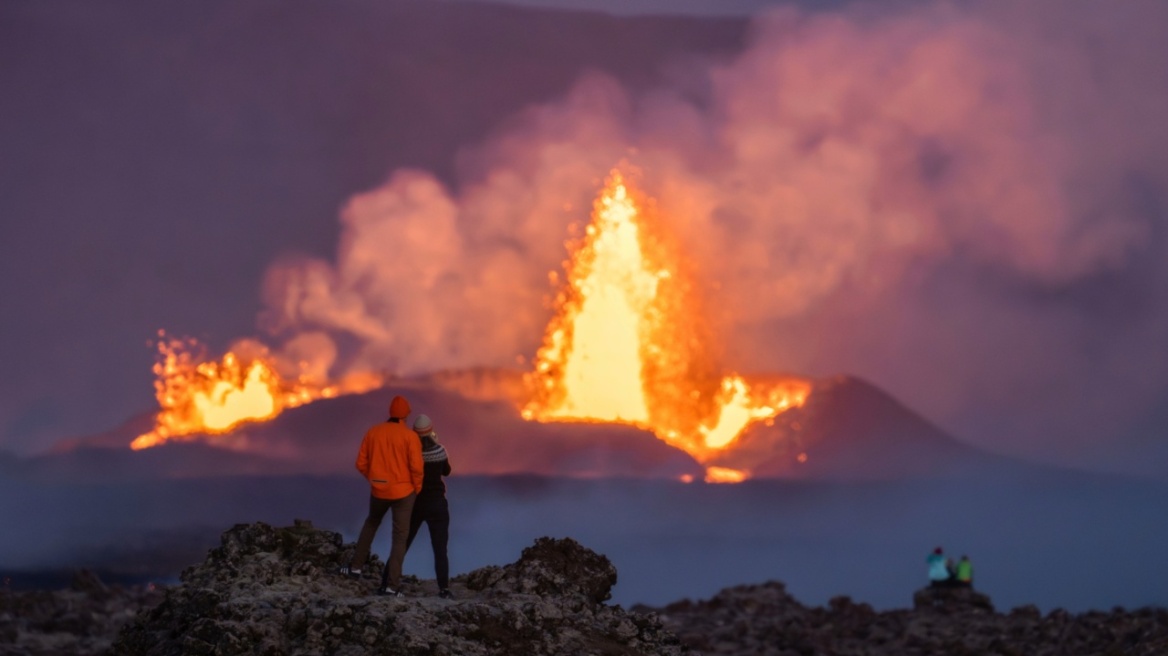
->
[[352, 493, 415, 589], [398, 494, 450, 590]]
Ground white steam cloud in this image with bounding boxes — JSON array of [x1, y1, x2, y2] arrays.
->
[[258, 0, 1168, 464]]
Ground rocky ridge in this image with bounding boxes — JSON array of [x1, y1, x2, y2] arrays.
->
[[112, 520, 682, 655], [0, 570, 164, 656], [638, 581, 1168, 655]]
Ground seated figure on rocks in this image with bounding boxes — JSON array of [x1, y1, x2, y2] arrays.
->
[[340, 394, 423, 598], [927, 547, 952, 588], [394, 413, 454, 599], [956, 554, 973, 588]]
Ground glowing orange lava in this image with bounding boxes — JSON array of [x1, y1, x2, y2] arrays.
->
[[704, 466, 750, 484], [131, 335, 382, 450], [524, 171, 811, 480]]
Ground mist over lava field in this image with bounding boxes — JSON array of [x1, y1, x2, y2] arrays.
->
[[3, 468, 1167, 612], [2, 0, 1168, 615]]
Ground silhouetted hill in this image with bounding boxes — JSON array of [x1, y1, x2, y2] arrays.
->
[[16, 375, 705, 482], [709, 376, 1012, 480], [32, 371, 1035, 483]]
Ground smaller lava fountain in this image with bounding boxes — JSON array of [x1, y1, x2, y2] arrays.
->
[[130, 335, 381, 450], [523, 171, 810, 481]]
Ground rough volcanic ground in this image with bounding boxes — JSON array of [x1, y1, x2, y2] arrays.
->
[[115, 521, 682, 655], [637, 581, 1168, 656], [3, 520, 1167, 655], [0, 570, 164, 656]]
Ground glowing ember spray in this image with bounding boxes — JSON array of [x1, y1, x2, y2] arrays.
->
[[524, 171, 811, 480], [131, 334, 381, 450]]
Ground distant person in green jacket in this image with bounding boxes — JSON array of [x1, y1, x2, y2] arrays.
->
[[956, 555, 974, 588]]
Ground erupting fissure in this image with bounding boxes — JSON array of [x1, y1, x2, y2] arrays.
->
[[523, 171, 810, 481], [131, 170, 808, 484], [130, 335, 381, 450]]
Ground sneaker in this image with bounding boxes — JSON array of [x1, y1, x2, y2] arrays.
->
[[338, 565, 362, 578], [438, 589, 454, 600], [377, 587, 404, 598]]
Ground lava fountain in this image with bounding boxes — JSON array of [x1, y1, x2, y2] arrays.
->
[[523, 171, 810, 480], [130, 334, 381, 450]]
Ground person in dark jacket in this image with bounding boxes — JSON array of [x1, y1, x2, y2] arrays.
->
[[393, 413, 454, 599]]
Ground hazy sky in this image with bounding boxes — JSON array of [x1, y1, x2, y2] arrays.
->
[[2, 0, 1166, 477], [451, 0, 846, 16]]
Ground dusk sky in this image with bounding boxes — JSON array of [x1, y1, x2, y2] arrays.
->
[[2, 0, 1167, 478], [454, 0, 859, 15]]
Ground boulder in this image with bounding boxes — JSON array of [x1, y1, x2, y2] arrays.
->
[[912, 584, 995, 614], [70, 569, 109, 598], [464, 537, 618, 604]]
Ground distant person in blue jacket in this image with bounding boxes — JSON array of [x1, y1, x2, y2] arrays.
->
[[927, 547, 952, 587]]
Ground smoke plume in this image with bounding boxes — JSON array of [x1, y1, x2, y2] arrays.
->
[[258, 0, 1168, 466]]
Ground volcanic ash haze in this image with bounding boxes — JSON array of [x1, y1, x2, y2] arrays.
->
[[122, 0, 1168, 472]]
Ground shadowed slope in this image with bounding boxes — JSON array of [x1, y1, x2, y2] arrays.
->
[[26, 372, 1020, 483], [710, 376, 1008, 480]]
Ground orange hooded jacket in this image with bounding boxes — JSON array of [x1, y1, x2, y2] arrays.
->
[[355, 396, 423, 500], [355, 421, 423, 499]]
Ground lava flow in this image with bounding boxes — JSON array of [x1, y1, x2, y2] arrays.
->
[[130, 335, 381, 450], [523, 171, 810, 481]]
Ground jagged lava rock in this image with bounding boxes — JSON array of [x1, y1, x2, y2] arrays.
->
[[113, 520, 685, 655], [464, 537, 617, 604], [641, 581, 1168, 656], [0, 570, 164, 656], [912, 584, 994, 614]]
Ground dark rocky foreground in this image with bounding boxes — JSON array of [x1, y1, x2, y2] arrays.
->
[[0, 569, 165, 655], [637, 582, 1168, 656], [117, 520, 681, 655], [2, 521, 1166, 655]]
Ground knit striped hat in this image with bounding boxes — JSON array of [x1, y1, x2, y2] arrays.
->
[[413, 414, 434, 435]]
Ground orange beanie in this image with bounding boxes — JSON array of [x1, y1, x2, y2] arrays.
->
[[388, 395, 411, 419]]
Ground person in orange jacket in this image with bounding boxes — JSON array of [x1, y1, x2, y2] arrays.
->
[[340, 394, 423, 597]]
